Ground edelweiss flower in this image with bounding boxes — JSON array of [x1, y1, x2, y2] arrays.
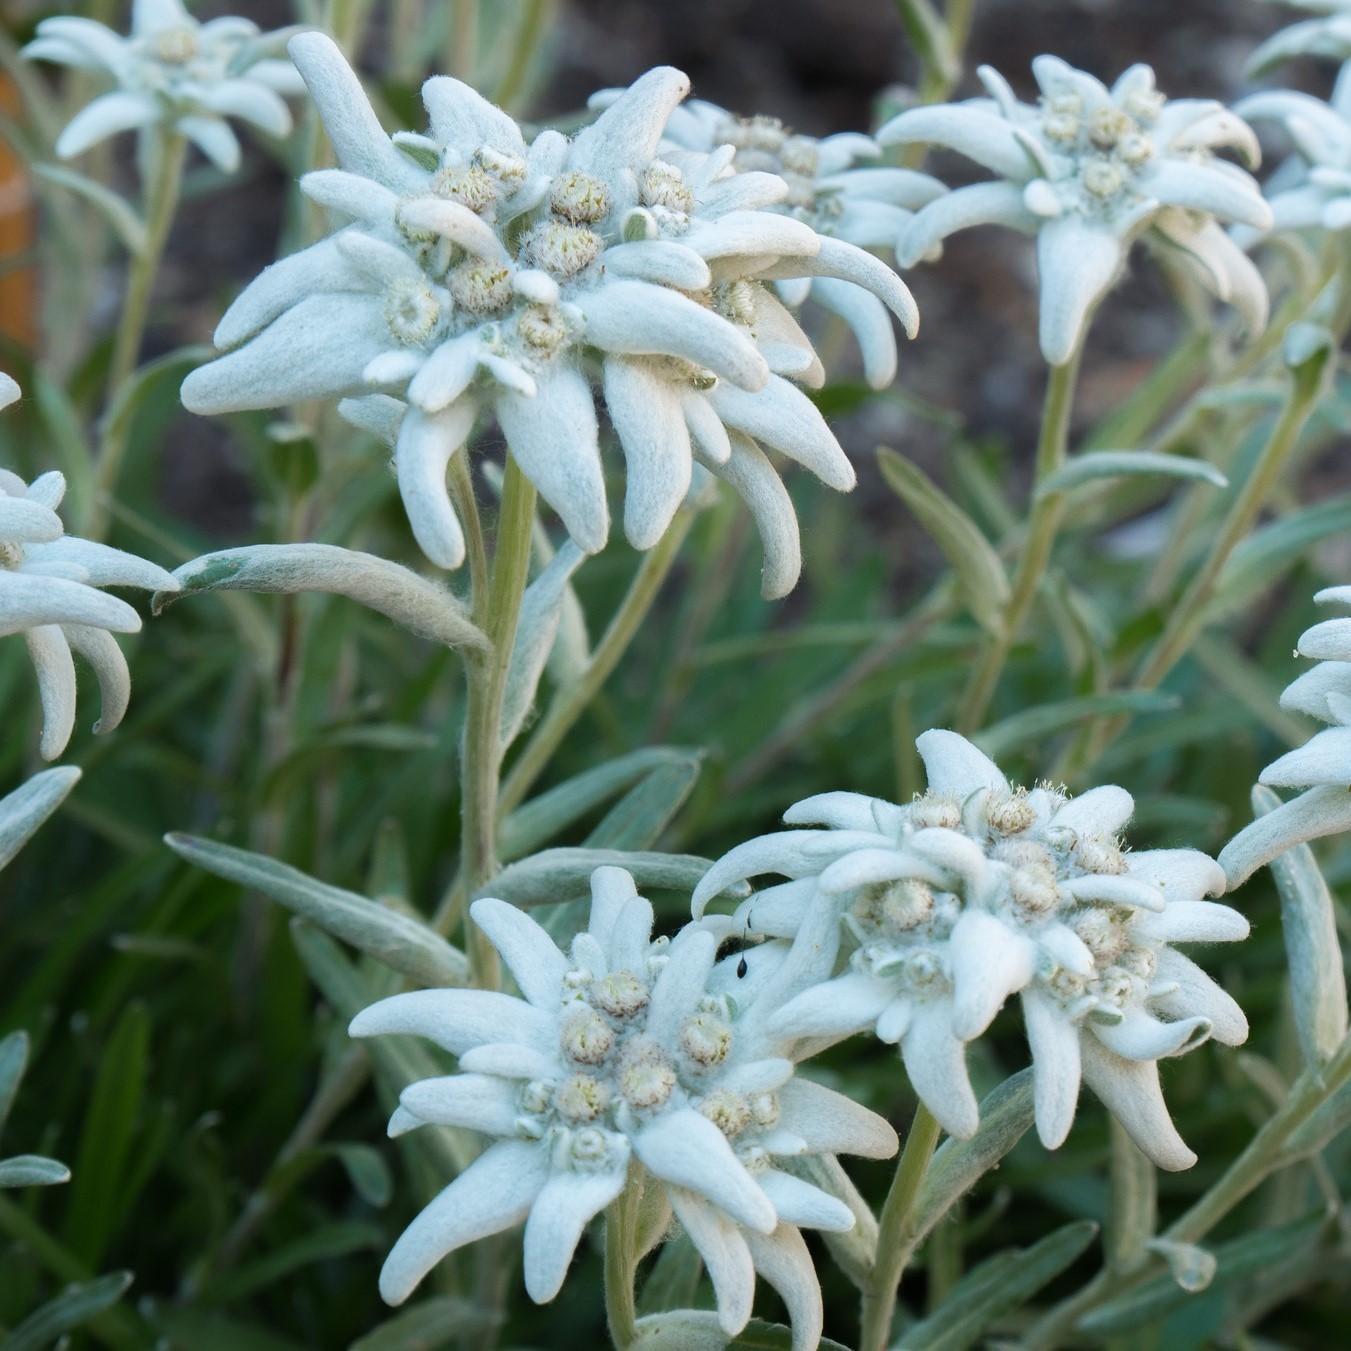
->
[[1221, 586, 1351, 885], [1236, 77, 1351, 233], [23, 0, 302, 169], [182, 36, 917, 597], [349, 866, 895, 1347], [1247, 1, 1351, 74], [1, 376, 178, 759], [588, 92, 938, 388], [878, 57, 1272, 364], [693, 730, 1249, 1170]]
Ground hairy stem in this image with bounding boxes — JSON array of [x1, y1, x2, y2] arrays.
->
[[85, 129, 186, 541], [956, 348, 1082, 734], [460, 455, 536, 982], [498, 510, 691, 817], [604, 1174, 640, 1349], [859, 1102, 943, 1351]]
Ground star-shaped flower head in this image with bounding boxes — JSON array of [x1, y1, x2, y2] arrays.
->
[[22, 0, 304, 170], [182, 35, 918, 599], [1247, 1, 1351, 75], [1235, 72, 1351, 234], [693, 730, 1249, 1170], [1221, 586, 1351, 886], [586, 91, 938, 389], [349, 866, 896, 1348], [878, 57, 1273, 364], [1, 377, 179, 760]]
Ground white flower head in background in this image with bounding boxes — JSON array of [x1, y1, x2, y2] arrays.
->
[[1221, 586, 1351, 885], [1236, 74, 1351, 234], [1247, 0, 1351, 75], [1, 376, 179, 760], [588, 91, 941, 389], [878, 57, 1273, 364], [693, 730, 1249, 1169], [23, 0, 303, 169], [349, 865, 896, 1348], [182, 34, 918, 598]]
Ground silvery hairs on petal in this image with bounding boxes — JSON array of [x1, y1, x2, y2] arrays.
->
[[696, 729, 1247, 1167], [878, 56, 1271, 364], [182, 35, 898, 593], [347, 866, 892, 1345], [1221, 585, 1351, 886], [0, 766, 81, 872], [1, 453, 179, 760], [24, 4, 304, 167]]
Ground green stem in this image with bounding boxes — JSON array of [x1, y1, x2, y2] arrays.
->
[[497, 510, 692, 818], [956, 349, 1083, 734], [604, 1174, 640, 1349], [859, 1102, 943, 1351], [1075, 365, 1323, 769], [460, 455, 536, 982], [1027, 1034, 1351, 1347], [726, 584, 953, 794], [85, 129, 186, 541]]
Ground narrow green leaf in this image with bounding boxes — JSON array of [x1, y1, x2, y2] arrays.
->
[[637, 1232, 703, 1317], [1036, 450, 1226, 497], [289, 923, 475, 1178], [0, 1030, 30, 1140], [1078, 1213, 1325, 1334], [877, 446, 1009, 634], [632, 1312, 851, 1350], [974, 692, 1179, 758], [0, 767, 81, 872], [202, 1221, 383, 1305], [914, 1070, 1034, 1247], [155, 544, 489, 652], [500, 748, 701, 861], [1213, 494, 1351, 614], [165, 834, 469, 988], [327, 1142, 392, 1209], [1253, 784, 1349, 1066], [587, 755, 702, 851], [893, 0, 959, 81], [348, 1297, 501, 1350], [0, 1154, 71, 1188], [484, 848, 734, 909], [147, 1308, 306, 1351], [63, 1002, 151, 1267], [896, 1220, 1098, 1350], [33, 163, 148, 256], [0, 1271, 133, 1351]]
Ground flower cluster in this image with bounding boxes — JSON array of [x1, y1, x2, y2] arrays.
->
[[182, 34, 917, 597], [593, 91, 943, 388], [1221, 586, 1351, 885], [1237, 79, 1351, 234], [1, 377, 177, 760], [350, 866, 894, 1346], [879, 57, 1272, 364], [693, 730, 1249, 1169], [23, 0, 303, 170]]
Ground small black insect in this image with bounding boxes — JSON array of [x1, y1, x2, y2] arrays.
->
[[735, 914, 754, 978]]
